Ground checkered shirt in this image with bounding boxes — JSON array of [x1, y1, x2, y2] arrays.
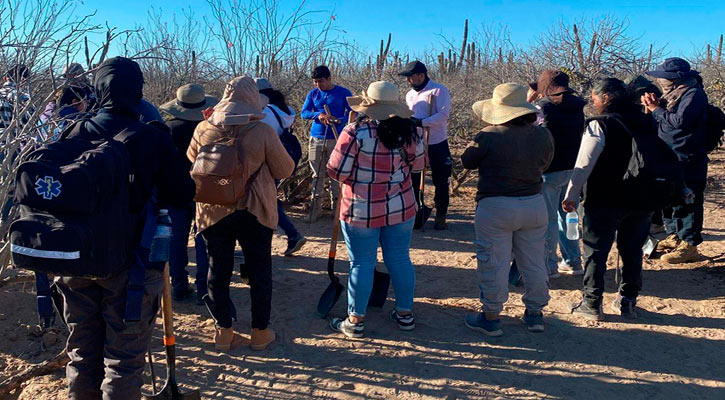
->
[[327, 121, 425, 228]]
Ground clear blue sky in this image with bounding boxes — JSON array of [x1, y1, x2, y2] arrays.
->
[[74, 0, 725, 58]]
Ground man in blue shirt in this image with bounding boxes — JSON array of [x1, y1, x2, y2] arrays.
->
[[301, 65, 352, 221]]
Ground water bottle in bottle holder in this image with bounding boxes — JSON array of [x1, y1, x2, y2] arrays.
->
[[149, 209, 172, 263]]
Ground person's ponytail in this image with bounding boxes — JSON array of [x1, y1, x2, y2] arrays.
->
[[376, 116, 416, 150]]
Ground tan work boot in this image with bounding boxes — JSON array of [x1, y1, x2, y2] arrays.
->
[[214, 326, 249, 351], [250, 328, 276, 351], [656, 234, 680, 253], [661, 241, 700, 264]]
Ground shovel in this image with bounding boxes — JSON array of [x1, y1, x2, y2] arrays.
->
[[316, 107, 348, 318], [414, 126, 432, 230], [414, 96, 434, 230], [316, 184, 345, 318], [368, 268, 390, 308], [144, 265, 201, 400]]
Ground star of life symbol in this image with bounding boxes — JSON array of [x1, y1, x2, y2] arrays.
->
[[34, 176, 62, 200]]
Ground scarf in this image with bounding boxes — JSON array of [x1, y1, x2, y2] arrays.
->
[[413, 76, 430, 92], [658, 76, 697, 111]]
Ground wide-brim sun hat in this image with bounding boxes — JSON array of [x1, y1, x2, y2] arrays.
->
[[160, 83, 219, 122], [347, 81, 413, 120], [646, 57, 699, 80], [472, 83, 540, 125]]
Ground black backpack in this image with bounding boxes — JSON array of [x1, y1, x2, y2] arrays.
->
[[9, 120, 134, 279], [600, 114, 686, 210], [704, 104, 725, 153], [267, 105, 302, 166]]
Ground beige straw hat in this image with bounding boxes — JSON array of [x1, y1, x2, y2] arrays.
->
[[160, 84, 219, 122], [472, 83, 540, 125], [347, 81, 413, 120]]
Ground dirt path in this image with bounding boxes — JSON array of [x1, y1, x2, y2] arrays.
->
[[2, 154, 725, 399]]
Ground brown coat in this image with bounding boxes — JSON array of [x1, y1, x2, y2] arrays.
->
[[188, 120, 294, 231]]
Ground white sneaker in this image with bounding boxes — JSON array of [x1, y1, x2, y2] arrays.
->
[[558, 261, 584, 276]]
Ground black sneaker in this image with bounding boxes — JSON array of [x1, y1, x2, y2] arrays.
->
[[390, 310, 415, 331], [239, 263, 249, 285], [570, 300, 604, 321], [196, 290, 207, 306], [329, 317, 364, 338], [172, 285, 194, 301], [284, 234, 307, 256], [611, 295, 638, 319], [434, 216, 448, 230], [521, 309, 545, 332]]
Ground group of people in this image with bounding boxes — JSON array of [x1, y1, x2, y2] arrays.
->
[[0, 54, 712, 399]]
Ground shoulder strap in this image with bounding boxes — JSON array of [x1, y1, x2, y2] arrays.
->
[[266, 105, 285, 130], [587, 114, 636, 138]]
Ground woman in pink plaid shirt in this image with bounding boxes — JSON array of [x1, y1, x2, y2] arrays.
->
[[327, 81, 425, 338]]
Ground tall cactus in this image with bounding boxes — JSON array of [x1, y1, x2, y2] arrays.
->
[[458, 19, 468, 69]]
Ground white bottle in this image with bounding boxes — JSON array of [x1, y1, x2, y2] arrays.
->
[[566, 211, 580, 241]]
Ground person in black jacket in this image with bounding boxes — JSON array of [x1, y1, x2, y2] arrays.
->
[[643, 58, 708, 264], [536, 70, 587, 277], [160, 84, 219, 303], [54, 57, 196, 400], [564, 78, 661, 321]]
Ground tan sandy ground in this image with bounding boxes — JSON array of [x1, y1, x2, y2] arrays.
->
[[2, 153, 725, 400]]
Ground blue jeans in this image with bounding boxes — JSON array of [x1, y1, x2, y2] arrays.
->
[[542, 170, 582, 272], [340, 218, 416, 317], [168, 204, 209, 295], [276, 179, 299, 239]]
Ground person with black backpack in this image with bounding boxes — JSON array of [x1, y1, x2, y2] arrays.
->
[[10, 57, 196, 399], [256, 77, 306, 256], [160, 83, 219, 304], [564, 78, 670, 321], [643, 58, 709, 264]]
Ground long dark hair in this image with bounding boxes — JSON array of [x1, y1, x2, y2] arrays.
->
[[592, 78, 634, 114], [259, 88, 291, 114], [375, 116, 417, 150]]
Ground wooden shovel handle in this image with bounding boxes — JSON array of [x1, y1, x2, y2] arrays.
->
[[160, 264, 175, 346], [324, 105, 346, 258]]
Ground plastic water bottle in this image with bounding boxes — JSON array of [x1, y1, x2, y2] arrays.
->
[[566, 211, 580, 241], [149, 209, 172, 263]]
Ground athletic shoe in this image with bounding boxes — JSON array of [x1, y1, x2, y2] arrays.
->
[[570, 300, 604, 321], [172, 285, 194, 301], [521, 310, 545, 332], [465, 312, 503, 337], [558, 261, 584, 276], [329, 317, 364, 338], [434, 215, 448, 230], [611, 295, 638, 319], [196, 290, 207, 306], [284, 234, 307, 256], [390, 310, 415, 331]]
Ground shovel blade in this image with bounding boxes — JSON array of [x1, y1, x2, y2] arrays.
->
[[316, 278, 344, 318], [143, 381, 201, 400], [368, 269, 390, 308], [414, 205, 432, 230]]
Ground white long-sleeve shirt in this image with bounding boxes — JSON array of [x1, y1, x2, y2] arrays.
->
[[405, 79, 451, 145], [261, 104, 296, 136], [564, 120, 606, 203]]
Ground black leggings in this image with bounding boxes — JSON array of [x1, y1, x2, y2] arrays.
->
[[202, 209, 273, 329]]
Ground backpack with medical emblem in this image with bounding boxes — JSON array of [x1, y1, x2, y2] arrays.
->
[[9, 119, 133, 278]]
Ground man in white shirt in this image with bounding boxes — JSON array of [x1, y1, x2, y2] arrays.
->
[[400, 61, 452, 230]]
